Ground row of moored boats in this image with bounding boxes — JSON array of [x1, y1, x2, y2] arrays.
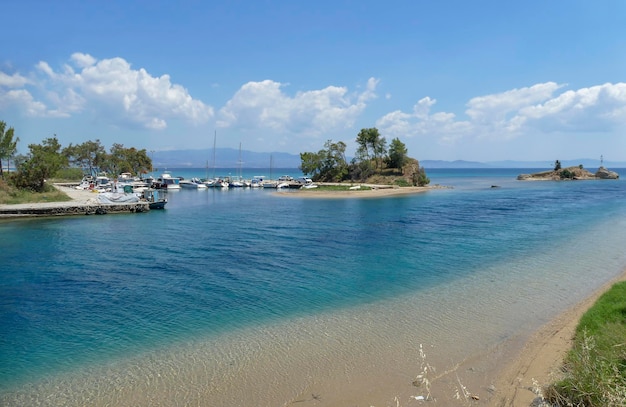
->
[[74, 172, 317, 209]]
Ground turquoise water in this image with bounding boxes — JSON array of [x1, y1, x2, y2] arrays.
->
[[1, 168, 626, 405]]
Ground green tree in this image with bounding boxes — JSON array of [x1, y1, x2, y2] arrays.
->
[[386, 137, 408, 170], [63, 139, 107, 176], [14, 136, 68, 191], [299, 140, 348, 182], [299, 151, 323, 179], [0, 121, 20, 177], [103, 143, 151, 176], [355, 128, 387, 170]]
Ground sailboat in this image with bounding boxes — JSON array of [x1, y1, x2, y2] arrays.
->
[[204, 131, 228, 188], [228, 143, 245, 188], [262, 154, 278, 188]]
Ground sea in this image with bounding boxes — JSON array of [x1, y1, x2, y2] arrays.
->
[[1, 168, 625, 406]]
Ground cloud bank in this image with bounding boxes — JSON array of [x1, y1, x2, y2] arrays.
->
[[377, 82, 626, 146], [1, 53, 214, 129], [1, 52, 626, 159]]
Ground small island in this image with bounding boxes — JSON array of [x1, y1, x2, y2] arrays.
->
[[517, 160, 619, 181]]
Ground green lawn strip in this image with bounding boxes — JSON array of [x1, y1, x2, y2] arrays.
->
[[545, 281, 626, 406]]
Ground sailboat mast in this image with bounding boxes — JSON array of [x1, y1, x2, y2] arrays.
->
[[212, 130, 217, 178]]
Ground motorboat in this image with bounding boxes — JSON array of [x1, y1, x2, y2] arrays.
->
[[75, 175, 94, 190], [250, 176, 265, 188], [205, 178, 229, 188], [93, 175, 112, 192], [139, 188, 167, 209], [153, 172, 181, 190], [180, 177, 207, 189]]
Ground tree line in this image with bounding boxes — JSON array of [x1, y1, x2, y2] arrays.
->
[[0, 120, 152, 192], [299, 127, 429, 186]]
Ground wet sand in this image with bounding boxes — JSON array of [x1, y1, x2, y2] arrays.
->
[[491, 268, 626, 406]]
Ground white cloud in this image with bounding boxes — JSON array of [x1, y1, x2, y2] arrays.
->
[[0, 72, 30, 88], [218, 77, 379, 143], [1, 53, 214, 129], [0, 88, 48, 116], [377, 82, 626, 146]]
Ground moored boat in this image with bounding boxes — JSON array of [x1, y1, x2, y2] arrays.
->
[[153, 172, 181, 190], [139, 188, 167, 209]]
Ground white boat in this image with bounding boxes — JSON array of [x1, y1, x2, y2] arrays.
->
[[75, 175, 94, 190], [190, 178, 207, 189], [154, 172, 181, 190], [227, 175, 245, 188], [205, 178, 229, 188], [262, 180, 278, 189], [94, 175, 112, 192], [250, 176, 265, 188], [180, 177, 207, 189]]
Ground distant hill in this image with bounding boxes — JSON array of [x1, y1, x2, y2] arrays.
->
[[150, 148, 626, 170], [420, 160, 491, 168], [152, 148, 301, 168]]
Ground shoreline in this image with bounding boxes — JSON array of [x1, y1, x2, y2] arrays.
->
[[0, 185, 148, 218], [492, 268, 626, 405], [275, 184, 445, 199]]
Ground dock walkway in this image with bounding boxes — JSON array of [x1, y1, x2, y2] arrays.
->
[[0, 184, 150, 219]]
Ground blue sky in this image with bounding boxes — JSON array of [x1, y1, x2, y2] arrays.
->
[[2, 0, 626, 163]]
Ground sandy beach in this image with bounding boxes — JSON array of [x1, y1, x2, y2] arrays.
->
[[492, 269, 626, 406], [276, 185, 442, 199]]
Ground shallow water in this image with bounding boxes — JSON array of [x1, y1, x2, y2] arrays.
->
[[1, 168, 625, 405]]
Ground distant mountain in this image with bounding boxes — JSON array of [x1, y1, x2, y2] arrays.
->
[[152, 148, 301, 169], [150, 148, 626, 170], [420, 160, 491, 169]]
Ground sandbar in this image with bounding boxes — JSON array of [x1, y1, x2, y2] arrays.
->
[[275, 185, 443, 199]]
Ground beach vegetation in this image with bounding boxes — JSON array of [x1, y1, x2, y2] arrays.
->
[[0, 120, 19, 178], [560, 168, 574, 179], [299, 129, 429, 186], [544, 281, 626, 406], [12, 136, 68, 192], [0, 177, 71, 204], [299, 139, 349, 182]]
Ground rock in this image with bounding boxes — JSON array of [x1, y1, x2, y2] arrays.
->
[[595, 166, 619, 179], [518, 166, 619, 181]]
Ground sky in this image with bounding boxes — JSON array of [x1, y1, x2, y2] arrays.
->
[[2, 0, 626, 163]]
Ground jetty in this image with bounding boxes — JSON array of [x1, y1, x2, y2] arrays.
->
[[0, 184, 150, 219]]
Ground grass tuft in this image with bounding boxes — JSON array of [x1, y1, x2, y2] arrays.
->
[[544, 281, 626, 406]]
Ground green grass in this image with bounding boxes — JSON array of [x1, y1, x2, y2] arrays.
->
[[0, 179, 72, 204], [545, 281, 626, 406], [310, 184, 372, 191]]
